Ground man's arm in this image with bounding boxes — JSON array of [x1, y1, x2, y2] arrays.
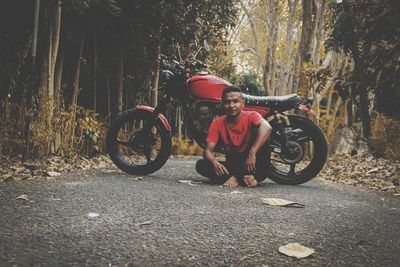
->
[[245, 120, 272, 173], [204, 141, 229, 176]]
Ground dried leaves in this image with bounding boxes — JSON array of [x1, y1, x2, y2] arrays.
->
[[319, 155, 400, 194], [0, 155, 114, 182], [261, 198, 305, 208], [177, 180, 203, 186], [278, 243, 315, 258]]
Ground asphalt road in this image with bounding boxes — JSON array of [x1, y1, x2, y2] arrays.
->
[[0, 158, 399, 266]]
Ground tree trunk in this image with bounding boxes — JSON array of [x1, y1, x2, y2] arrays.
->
[[240, 0, 262, 74], [54, 45, 63, 111], [312, 0, 327, 65], [115, 45, 124, 114], [48, 0, 61, 137], [151, 43, 161, 107], [262, 0, 279, 96], [177, 107, 182, 140], [279, 0, 298, 95], [23, 0, 41, 160], [35, 0, 61, 154], [53, 44, 64, 154], [93, 31, 98, 112], [292, 0, 317, 98], [358, 79, 371, 138], [106, 72, 111, 117], [353, 51, 371, 138], [70, 33, 85, 112], [346, 92, 353, 127], [327, 96, 342, 137]]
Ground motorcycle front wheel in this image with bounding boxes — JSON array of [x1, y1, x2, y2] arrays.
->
[[266, 114, 327, 185], [106, 109, 172, 175]]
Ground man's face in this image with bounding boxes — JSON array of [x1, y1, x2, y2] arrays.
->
[[222, 92, 245, 117]]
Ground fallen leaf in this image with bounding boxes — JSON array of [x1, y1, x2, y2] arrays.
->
[[17, 194, 28, 200], [230, 190, 243, 194], [394, 193, 400, 197], [261, 198, 305, 208], [21, 205, 31, 209], [239, 256, 248, 262], [278, 243, 315, 258], [366, 167, 380, 175], [177, 180, 203, 186], [136, 221, 153, 226], [239, 253, 256, 262], [132, 176, 144, 181], [87, 212, 100, 219], [46, 171, 61, 177]]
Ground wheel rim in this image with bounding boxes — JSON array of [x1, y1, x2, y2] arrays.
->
[[269, 122, 317, 179], [114, 117, 163, 168]]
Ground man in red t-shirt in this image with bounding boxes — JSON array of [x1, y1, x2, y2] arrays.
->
[[196, 86, 272, 187]]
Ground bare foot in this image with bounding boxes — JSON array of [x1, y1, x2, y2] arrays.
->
[[243, 175, 258, 187], [223, 176, 239, 188]]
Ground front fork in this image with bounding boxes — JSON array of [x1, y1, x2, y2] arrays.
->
[[136, 94, 172, 162]]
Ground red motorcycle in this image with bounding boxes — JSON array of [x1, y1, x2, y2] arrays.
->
[[106, 54, 327, 185]]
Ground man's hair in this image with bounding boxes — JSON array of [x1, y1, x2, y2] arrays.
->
[[222, 85, 243, 99]]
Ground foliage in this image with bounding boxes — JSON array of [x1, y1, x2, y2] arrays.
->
[[172, 137, 203, 156], [0, 0, 239, 158], [235, 72, 264, 96], [0, 100, 107, 158], [327, 0, 400, 118]]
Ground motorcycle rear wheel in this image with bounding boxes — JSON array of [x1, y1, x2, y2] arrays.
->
[[266, 114, 327, 185], [106, 109, 172, 175]]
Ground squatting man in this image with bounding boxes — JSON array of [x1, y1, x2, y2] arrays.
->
[[196, 86, 272, 187]]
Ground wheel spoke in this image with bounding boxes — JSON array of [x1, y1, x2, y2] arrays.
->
[[289, 163, 296, 175], [143, 144, 153, 163], [271, 158, 289, 165]]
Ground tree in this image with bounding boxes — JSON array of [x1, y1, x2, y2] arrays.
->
[[327, 0, 400, 138]]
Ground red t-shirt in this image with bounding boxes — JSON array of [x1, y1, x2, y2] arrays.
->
[[206, 111, 264, 153]]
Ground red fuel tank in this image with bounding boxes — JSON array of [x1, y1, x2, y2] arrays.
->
[[187, 74, 232, 101]]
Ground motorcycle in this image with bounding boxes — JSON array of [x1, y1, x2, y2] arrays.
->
[[106, 50, 327, 185]]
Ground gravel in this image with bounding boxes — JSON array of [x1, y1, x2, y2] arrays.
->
[[0, 158, 399, 266]]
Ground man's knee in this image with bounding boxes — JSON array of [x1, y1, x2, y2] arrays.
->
[[195, 159, 210, 175]]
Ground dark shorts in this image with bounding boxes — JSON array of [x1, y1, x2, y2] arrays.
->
[[195, 147, 269, 185]]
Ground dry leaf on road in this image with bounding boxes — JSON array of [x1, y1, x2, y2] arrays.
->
[[87, 212, 100, 219], [46, 171, 62, 177], [177, 180, 203, 186], [278, 243, 315, 258], [16, 194, 28, 200], [261, 198, 305, 208], [136, 221, 154, 226]]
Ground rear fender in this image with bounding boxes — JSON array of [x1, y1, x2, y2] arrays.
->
[[136, 105, 171, 131], [298, 104, 317, 117]]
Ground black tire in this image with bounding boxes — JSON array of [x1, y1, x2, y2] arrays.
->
[[106, 109, 172, 175], [266, 114, 327, 185]]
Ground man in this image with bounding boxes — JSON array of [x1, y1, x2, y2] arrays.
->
[[196, 86, 272, 187]]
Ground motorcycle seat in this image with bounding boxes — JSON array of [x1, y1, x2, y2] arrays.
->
[[243, 94, 302, 111]]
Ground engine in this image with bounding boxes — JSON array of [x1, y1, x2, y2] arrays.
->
[[190, 102, 223, 146]]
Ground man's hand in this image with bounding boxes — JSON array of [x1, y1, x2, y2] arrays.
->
[[245, 151, 256, 173], [212, 160, 229, 176]]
